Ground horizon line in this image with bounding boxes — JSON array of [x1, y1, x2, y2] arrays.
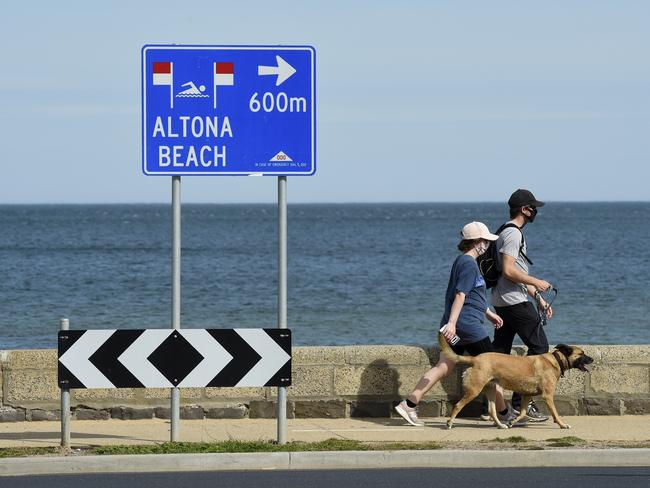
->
[[0, 200, 648, 205]]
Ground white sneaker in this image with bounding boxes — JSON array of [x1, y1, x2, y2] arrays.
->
[[395, 400, 425, 427]]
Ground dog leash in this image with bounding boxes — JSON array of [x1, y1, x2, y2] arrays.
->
[[526, 287, 557, 346], [535, 287, 558, 327]]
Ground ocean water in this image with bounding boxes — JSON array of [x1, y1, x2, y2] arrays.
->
[[0, 203, 648, 349]]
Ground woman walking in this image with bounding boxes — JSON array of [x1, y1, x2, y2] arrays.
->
[[395, 221, 511, 427]]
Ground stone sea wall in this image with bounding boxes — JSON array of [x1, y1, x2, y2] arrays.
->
[[1, 344, 649, 421]]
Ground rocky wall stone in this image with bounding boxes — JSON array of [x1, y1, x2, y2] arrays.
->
[[0, 406, 26, 422], [0, 361, 4, 406], [533, 398, 580, 416], [109, 407, 154, 420], [153, 407, 171, 419], [3, 369, 59, 408], [205, 405, 248, 419], [332, 365, 455, 398], [438, 400, 480, 418], [4, 350, 57, 370], [291, 347, 347, 366], [74, 408, 110, 421], [553, 369, 588, 397], [588, 364, 650, 395], [349, 401, 392, 418], [249, 400, 295, 419], [179, 405, 205, 420], [285, 366, 333, 398], [73, 388, 137, 407], [153, 405, 206, 420], [581, 398, 624, 415], [142, 388, 204, 401], [344, 346, 431, 366], [623, 399, 650, 415], [588, 346, 650, 363], [294, 400, 346, 418], [334, 366, 401, 397], [1, 345, 650, 421], [204, 387, 266, 401], [29, 409, 61, 421]]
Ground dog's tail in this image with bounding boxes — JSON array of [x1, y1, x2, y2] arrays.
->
[[438, 333, 474, 365]]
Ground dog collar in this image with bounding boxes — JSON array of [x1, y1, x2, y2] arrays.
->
[[552, 351, 567, 377]]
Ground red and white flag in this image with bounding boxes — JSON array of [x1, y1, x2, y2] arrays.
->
[[153, 62, 173, 85], [213, 62, 234, 109], [153, 62, 174, 108], [214, 62, 234, 86]]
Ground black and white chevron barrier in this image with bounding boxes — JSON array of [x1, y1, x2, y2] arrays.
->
[[58, 329, 291, 389]]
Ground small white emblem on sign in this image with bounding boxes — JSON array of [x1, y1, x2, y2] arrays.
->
[[270, 151, 292, 162]]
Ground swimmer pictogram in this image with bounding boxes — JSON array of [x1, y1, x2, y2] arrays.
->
[[176, 81, 209, 98]]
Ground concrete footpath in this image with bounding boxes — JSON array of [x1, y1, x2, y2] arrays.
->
[[1, 416, 649, 475]]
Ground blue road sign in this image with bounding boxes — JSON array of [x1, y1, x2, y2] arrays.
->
[[141, 45, 316, 176]]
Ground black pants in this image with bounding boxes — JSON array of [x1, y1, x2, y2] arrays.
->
[[493, 301, 549, 410], [450, 336, 494, 357]]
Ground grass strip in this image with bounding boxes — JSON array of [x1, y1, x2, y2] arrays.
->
[[93, 439, 367, 455], [372, 442, 443, 451], [1, 438, 647, 458], [0, 439, 442, 458], [0, 447, 60, 459], [545, 436, 585, 447], [486, 436, 529, 444]]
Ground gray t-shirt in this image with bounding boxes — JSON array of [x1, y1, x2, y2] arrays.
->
[[491, 225, 529, 307]]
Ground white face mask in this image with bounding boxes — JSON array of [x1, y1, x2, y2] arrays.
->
[[475, 241, 489, 256]]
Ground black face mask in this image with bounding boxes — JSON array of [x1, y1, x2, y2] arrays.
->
[[524, 206, 538, 223]]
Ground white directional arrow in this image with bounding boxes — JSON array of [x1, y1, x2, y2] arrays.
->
[[118, 330, 173, 388], [258, 55, 297, 86], [59, 330, 115, 388], [177, 330, 233, 387], [234, 329, 291, 387]]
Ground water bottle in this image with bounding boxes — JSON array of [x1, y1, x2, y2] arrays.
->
[[439, 324, 460, 345]]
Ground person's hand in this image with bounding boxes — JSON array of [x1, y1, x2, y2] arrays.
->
[[544, 305, 554, 320], [487, 311, 504, 329], [536, 296, 554, 320], [546, 305, 554, 320], [535, 279, 552, 292], [442, 322, 457, 341]]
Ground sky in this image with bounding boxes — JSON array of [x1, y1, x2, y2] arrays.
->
[[1, 1, 648, 203]]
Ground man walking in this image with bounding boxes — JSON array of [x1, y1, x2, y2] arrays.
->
[[491, 189, 554, 422]]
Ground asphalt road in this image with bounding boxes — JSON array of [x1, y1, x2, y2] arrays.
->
[[5, 467, 650, 488]]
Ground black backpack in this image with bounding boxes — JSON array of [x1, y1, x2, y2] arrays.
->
[[477, 223, 533, 289]]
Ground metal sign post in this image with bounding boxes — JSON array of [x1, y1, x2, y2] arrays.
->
[[171, 176, 181, 441], [277, 176, 288, 444], [59, 318, 70, 449]]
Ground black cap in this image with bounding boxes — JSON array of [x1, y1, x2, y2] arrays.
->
[[508, 189, 545, 209]]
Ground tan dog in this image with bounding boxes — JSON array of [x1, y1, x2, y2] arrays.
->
[[438, 333, 593, 429]]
